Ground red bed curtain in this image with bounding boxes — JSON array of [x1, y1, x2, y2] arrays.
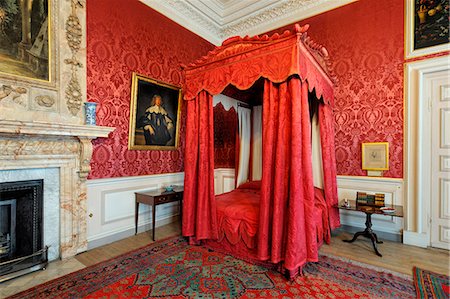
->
[[319, 104, 340, 229], [182, 24, 340, 274], [183, 91, 218, 240], [257, 77, 318, 275]]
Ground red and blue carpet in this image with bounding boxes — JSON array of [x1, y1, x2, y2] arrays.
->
[[8, 237, 415, 298], [413, 266, 449, 299]]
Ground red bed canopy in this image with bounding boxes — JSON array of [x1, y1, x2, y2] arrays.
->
[[182, 24, 340, 276]]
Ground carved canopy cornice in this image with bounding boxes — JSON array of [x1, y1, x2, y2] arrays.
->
[[183, 24, 336, 105]]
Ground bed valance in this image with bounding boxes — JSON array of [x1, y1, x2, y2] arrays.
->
[[183, 24, 336, 105]]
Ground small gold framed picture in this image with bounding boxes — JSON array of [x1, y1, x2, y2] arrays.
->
[[362, 142, 389, 171], [128, 73, 181, 150]]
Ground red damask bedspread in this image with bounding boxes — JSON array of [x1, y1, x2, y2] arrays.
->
[[216, 186, 260, 249], [215, 183, 330, 253]]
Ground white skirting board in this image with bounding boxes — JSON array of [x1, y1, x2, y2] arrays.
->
[[403, 231, 429, 248], [86, 171, 404, 249]]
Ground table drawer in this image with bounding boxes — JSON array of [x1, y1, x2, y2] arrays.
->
[[155, 193, 182, 204]]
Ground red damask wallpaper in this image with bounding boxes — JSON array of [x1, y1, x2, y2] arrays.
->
[[272, 0, 405, 177], [213, 103, 237, 168], [87, 0, 213, 179]]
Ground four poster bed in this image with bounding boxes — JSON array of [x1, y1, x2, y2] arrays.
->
[[182, 24, 340, 278]]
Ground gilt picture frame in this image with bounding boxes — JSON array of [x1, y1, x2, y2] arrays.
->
[[405, 0, 450, 58], [128, 73, 181, 150], [0, 0, 52, 83], [362, 142, 389, 171]]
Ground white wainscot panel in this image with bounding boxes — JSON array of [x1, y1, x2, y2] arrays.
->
[[441, 156, 450, 172], [441, 226, 450, 243], [214, 168, 235, 195], [87, 172, 184, 249], [442, 179, 450, 219], [441, 109, 450, 147], [337, 176, 404, 236]]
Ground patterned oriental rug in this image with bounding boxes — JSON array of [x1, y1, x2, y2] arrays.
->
[[7, 237, 415, 299], [413, 266, 450, 299]]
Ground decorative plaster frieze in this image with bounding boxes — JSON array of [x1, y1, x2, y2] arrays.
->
[[0, 137, 79, 156], [0, 85, 28, 107], [142, 0, 356, 45], [221, 0, 321, 38], [35, 95, 56, 107], [149, 0, 222, 44], [64, 0, 84, 115], [166, 0, 221, 33]]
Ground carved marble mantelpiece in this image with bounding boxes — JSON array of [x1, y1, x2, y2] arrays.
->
[[0, 121, 114, 258], [0, 1, 115, 258], [0, 120, 114, 138]]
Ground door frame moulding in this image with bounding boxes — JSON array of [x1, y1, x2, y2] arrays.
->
[[404, 55, 450, 247]]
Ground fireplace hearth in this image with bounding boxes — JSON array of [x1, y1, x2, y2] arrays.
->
[[0, 179, 48, 282]]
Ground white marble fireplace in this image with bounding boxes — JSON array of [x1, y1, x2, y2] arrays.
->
[[0, 123, 113, 259], [0, 0, 114, 260], [0, 168, 60, 260]]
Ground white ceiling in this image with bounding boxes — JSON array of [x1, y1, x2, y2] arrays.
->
[[141, 0, 356, 45]]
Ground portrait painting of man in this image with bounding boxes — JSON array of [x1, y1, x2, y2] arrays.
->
[[129, 73, 181, 150]]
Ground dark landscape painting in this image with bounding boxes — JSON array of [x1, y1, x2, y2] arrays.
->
[[0, 0, 49, 81], [414, 0, 450, 50]]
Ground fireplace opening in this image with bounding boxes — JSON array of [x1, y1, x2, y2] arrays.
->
[[0, 199, 16, 260], [0, 179, 48, 282]]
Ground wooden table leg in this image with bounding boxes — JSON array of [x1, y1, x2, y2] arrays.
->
[[343, 212, 383, 257], [135, 202, 139, 235], [152, 203, 156, 241]]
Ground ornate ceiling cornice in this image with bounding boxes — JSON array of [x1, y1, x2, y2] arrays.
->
[[141, 0, 356, 45]]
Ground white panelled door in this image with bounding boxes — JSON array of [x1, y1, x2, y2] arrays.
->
[[430, 70, 450, 250]]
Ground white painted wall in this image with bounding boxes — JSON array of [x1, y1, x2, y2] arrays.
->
[[337, 176, 404, 237], [86, 172, 184, 249], [214, 168, 236, 195], [215, 172, 405, 237], [213, 94, 239, 110], [87, 169, 404, 249], [87, 169, 236, 249]]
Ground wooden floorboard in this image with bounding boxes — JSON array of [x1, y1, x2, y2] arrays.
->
[[75, 221, 450, 277], [321, 231, 449, 276], [2, 221, 449, 298], [75, 222, 181, 267]]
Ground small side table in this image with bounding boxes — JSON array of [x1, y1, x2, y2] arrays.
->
[[135, 188, 183, 241], [337, 200, 403, 257]]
